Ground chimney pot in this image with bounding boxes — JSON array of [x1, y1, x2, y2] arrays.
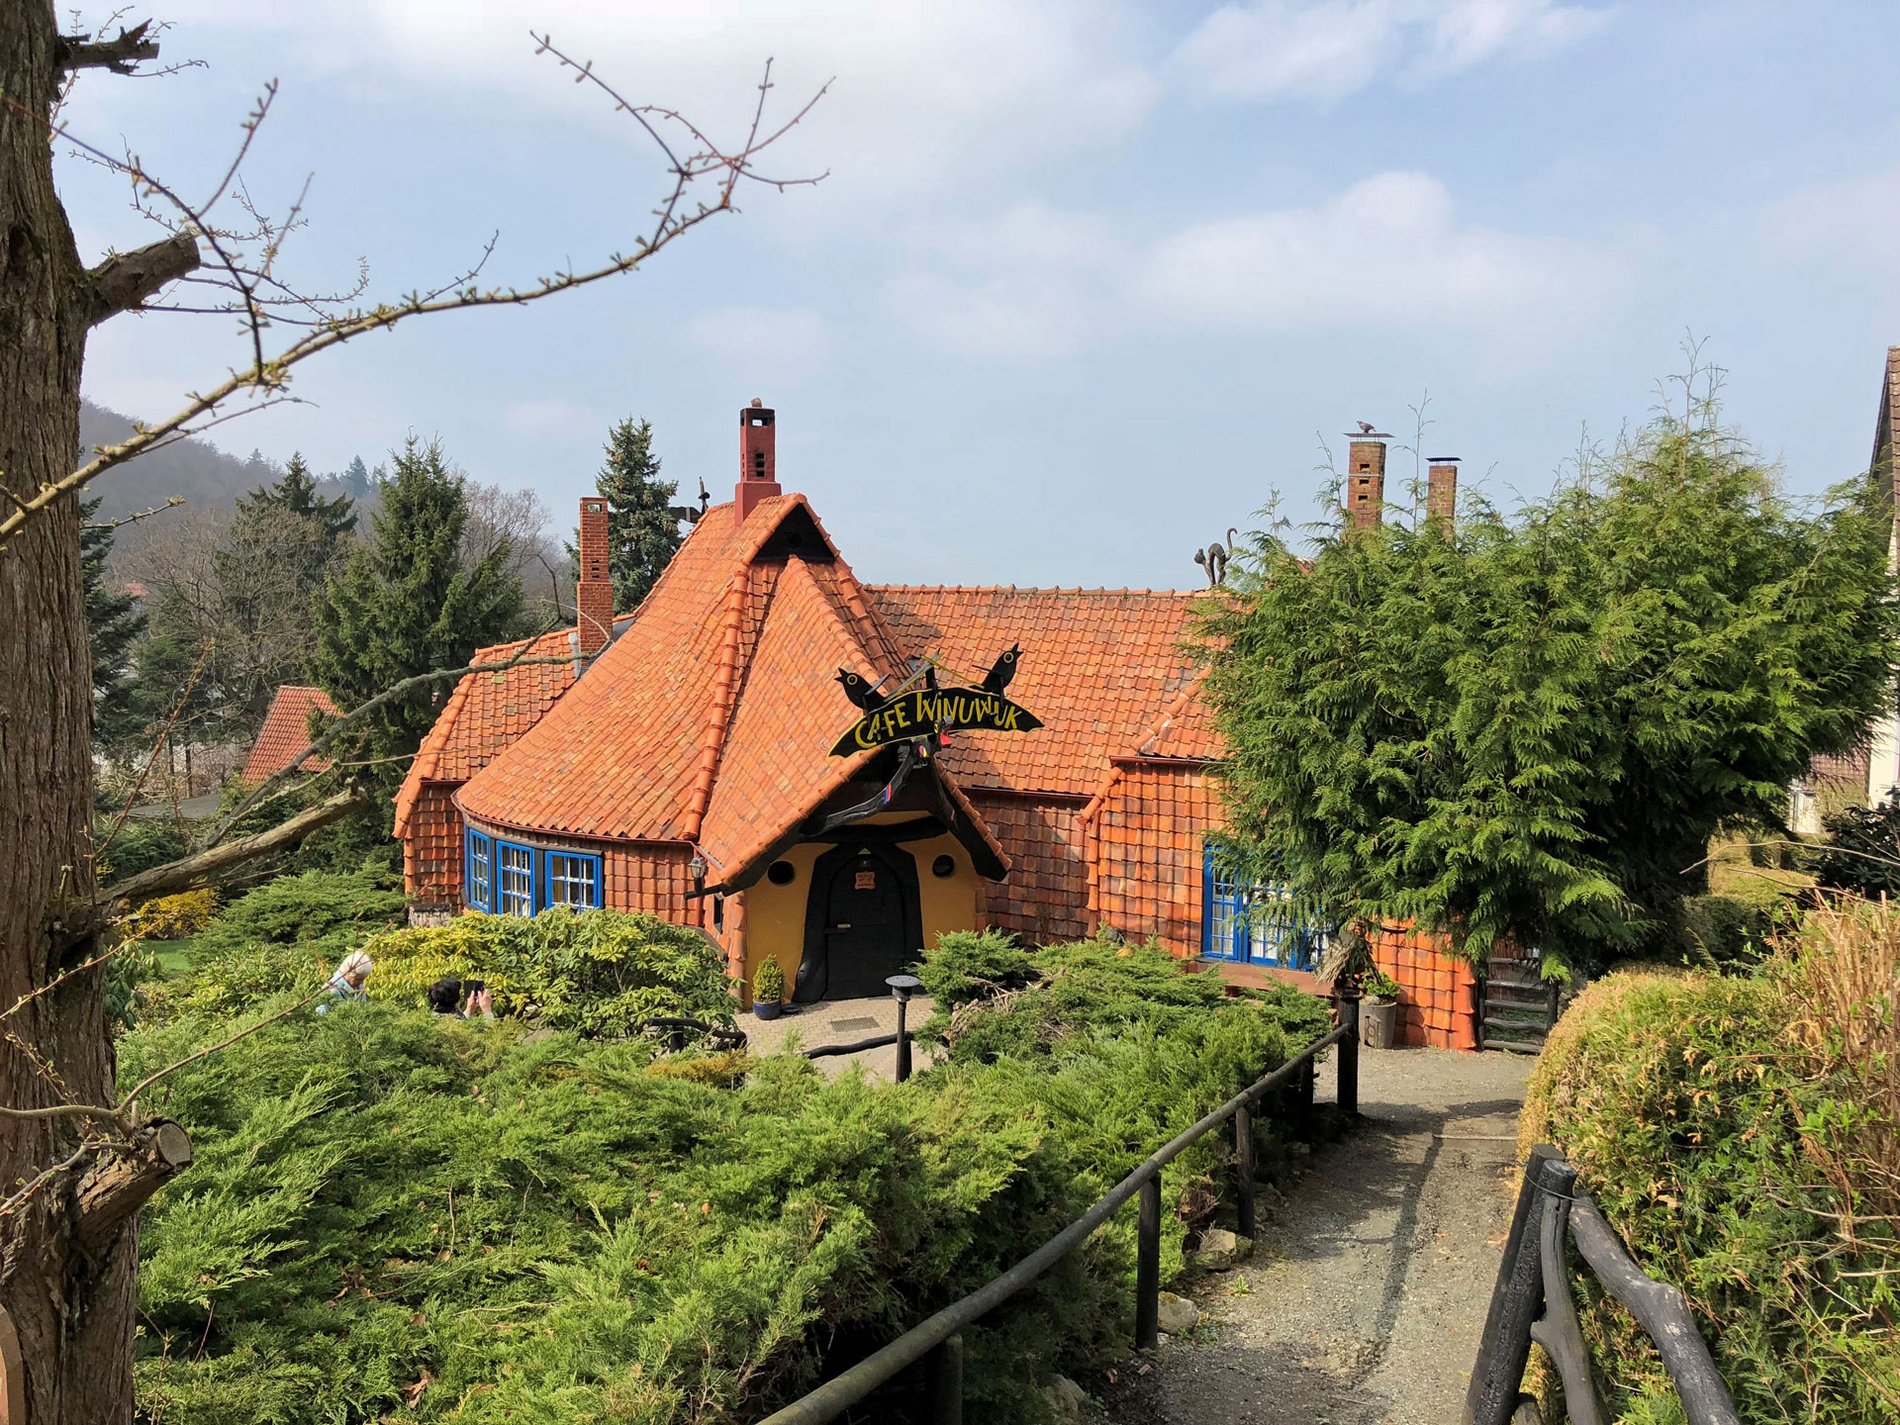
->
[[735, 400, 781, 523], [1345, 437, 1388, 533], [1427, 457, 1459, 531], [576, 496, 614, 655]]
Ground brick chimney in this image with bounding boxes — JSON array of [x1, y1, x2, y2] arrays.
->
[[576, 496, 614, 657], [735, 399, 780, 524], [1345, 436, 1387, 532], [1426, 457, 1459, 531]]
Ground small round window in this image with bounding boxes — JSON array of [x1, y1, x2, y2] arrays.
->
[[931, 854, 956, 879], [766, 860, 796, 886]]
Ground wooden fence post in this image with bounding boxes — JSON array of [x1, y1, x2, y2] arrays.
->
[[1234, 1104, 1257, 1241], [927, 1332, 964, 1425], [1464, 1146, 1562, 1425], [1335, 994, 1360, 1117], [1135, 1176, 1161, 1350]]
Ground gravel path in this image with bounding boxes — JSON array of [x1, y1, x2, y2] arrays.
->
[[1099, 1046, 1531, 1425]]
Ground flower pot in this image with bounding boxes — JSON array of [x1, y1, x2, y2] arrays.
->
[[1361, 997, 1399, 1050], [754, 998, 783, 1021]]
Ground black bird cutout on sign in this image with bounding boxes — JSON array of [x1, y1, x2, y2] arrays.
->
[[835, 668, 886, 713], [979, 643, 1021, 695]]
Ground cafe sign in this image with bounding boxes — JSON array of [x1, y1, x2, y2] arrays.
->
[[829, 647, 1042, 757]]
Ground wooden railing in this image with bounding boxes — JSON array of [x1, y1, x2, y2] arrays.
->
[[1464, 1145, 1739, 1425], [754, 1000, 1359, 1425]]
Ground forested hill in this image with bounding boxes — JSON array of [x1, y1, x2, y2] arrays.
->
[[79, 399, 286, 522]]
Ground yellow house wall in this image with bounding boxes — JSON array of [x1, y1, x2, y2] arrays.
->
[[740, 825, 979, 995]]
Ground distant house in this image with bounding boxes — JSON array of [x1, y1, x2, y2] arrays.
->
[[242, 684, 340, 783], [393, 404, 1479, 1048], [1792, 345, 1900, 833]]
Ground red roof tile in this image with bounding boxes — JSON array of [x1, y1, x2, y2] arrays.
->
[[416, 493, 1225, 867], [392, 627, 578, 836], [456, 500, 789, 840], [866, 586, 1213, 796], [242, 685, 340, 783]]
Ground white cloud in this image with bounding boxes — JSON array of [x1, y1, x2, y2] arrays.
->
[[883, 201, 1125, 361], [1139, 170, 1612, 331], [686, 306, 830, 367], [1170, 0, 1609, 103], [1767, 164, 1900, 270], [162, 1, 1159, 218], [888, 172, 1618, 360]]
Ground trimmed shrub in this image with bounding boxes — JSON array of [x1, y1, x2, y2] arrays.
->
[[363, 908, 737, 1037], [1524, 945, 1900, 1422], [126, 938, 1337, 1424], [184, 868, 406, 964], [125, 888, 218, 942], [916, 930, 1333, 1065]]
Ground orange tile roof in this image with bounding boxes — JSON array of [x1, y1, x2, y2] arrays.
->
[[392, 627, 578, 837], [242, 685, 340, 783], [696, 558, 901, 877], [457, 499, 808, 840], [420, 495, 1225, 868], [867, 586, 1213, 796]]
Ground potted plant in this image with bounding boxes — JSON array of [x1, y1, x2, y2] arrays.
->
[[1360, 968, 1401, 1050], [752, 957, 785, 1020]]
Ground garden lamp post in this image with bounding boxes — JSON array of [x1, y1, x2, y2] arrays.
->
[[886, 972, 922, 1082]]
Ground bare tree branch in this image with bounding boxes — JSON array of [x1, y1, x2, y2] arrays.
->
[[0, 38, 828, 550], [84, 231, 201, 325], [101, 787, 370, 907], [56, 19, 158, 75], [206, 642, 573, 844]]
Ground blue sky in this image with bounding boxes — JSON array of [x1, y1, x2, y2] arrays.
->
[[62, 1, 1900, 590]]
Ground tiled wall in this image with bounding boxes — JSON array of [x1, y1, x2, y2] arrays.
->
[[1367, 922, 1478, 1051], [402, 782, 464, 905], [1086, 763, 1220, 958], [971, 793, 1090, 942]]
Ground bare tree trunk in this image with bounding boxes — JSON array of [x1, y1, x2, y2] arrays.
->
[[0, 7, 152, 1421]]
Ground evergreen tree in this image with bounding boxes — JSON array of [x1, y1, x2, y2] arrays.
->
[[1202, 404, 1898, 977], [80, 499, 146, 751], [340, 455, 373, 499], [311, 437, 523, 803], [567, 417, 681, 612], [235, 451, 357, 547]]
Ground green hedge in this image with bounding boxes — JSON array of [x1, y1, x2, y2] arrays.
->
[[1523, 954, 1900, 1422], [362, 909, 737, 1037], [125, 935, 1333, 1424]]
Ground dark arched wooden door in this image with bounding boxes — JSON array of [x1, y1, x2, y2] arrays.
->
[[794, 842, 922, 1002]]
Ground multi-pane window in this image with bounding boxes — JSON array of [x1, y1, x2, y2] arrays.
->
[[497, 842, 534, 915], [467, 831, 493, 912], [1201, 844, 1326, 971], [545, 851, 601, 909]]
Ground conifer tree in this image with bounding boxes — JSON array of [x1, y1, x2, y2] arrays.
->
[[311, 437, 523, 801], [569, 417, 681, 612], [80, 499, 147, 752], [235, 451, 357, 553], [1203, 403, 1898, 976]]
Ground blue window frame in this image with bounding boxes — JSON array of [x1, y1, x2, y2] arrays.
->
[[1201, 844, 1326, 971], [544, 850, 601, 909], [466, 830, 493, 912], [496, 841, 535, 916]]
